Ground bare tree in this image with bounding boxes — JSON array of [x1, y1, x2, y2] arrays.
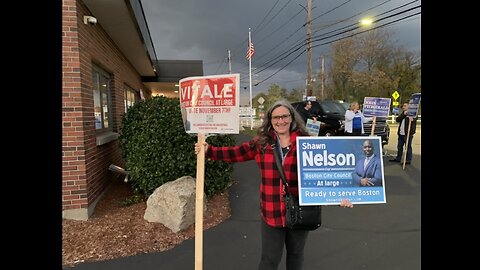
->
[[330, 38, 358, 101], [328, 28, 420, 103]]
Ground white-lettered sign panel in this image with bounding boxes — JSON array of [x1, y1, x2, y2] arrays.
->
[[407, 93, 421, 118], [179, 74, 240, 134], [362, 97, 391, 117]]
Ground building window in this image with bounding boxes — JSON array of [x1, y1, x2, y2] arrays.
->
[[124, 85, 137, 112], [92, 66, 112, 131]]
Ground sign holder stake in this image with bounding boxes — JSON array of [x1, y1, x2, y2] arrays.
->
[[402, 119, 412, 170], [195, 133, 206, 270]]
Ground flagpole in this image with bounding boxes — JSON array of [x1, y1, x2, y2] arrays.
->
[[248, 28, 253, 130]]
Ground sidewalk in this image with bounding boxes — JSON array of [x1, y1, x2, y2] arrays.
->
[[66, 133, 421, 270]]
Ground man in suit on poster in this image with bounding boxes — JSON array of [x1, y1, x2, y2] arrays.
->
[[352, 139, 383, 187]]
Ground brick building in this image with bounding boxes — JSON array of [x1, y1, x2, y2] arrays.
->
[[62, 0, 202, 220]]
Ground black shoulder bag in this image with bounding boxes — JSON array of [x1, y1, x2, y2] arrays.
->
[[272, 142, 322, 230]]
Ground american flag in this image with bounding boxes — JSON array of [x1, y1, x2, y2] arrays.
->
[[246, 42, 255, 60]]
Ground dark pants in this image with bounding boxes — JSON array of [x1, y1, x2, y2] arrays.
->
[[258, 221, 309, 270], [395, 134, 414, 161]]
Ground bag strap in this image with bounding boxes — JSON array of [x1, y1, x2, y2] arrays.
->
[[272, 141, 291, 194]]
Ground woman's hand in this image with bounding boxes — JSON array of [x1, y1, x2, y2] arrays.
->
[[339, 198, 354, 208], [194, 142, 209, 155]]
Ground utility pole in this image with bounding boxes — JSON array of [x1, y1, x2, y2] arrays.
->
[[321, 55, 325, 100], [227, 49, 232, 74], [306, 0, 313, 96]]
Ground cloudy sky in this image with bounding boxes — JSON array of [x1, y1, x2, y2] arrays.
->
[[141, 0, 421, 104]]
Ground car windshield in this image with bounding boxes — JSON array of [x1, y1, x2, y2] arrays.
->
[[320, 101, 347, 114]]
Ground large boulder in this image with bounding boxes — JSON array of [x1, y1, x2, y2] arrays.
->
[[144, 176, 207, 233]]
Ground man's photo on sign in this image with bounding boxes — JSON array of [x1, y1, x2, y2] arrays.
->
[[352, 139, 383, 187]]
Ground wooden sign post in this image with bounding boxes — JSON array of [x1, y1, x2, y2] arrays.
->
[[402, 119, 412, 170], [370, 116, 377, 136], [195, 133, 206, 270], [179, 73, 240, 269]]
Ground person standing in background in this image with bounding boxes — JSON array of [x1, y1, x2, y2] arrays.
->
[[389, 101, 418, 165], [344, 101, 373, 135], [299, 100, 317, 125]]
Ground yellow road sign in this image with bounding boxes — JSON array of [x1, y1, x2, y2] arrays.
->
[[392, 91, 400, 100], [393, 101, 399, 106]]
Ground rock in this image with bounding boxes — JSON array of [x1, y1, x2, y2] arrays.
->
[[144, 176, 207, 233]]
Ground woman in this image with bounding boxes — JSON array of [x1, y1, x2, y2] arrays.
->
[[195, 100, 353, 270], [344, 101, 373, 136]]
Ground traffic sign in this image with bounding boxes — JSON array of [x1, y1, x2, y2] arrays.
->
[[392, 101, 399, 106], [392, 91, 399, 100]]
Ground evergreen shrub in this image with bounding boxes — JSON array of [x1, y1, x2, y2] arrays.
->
[[120, 96, 235, 197]]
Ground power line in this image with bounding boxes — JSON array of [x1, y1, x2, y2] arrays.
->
[[252, 10, 420, 86], [236, 1, 420, 85]]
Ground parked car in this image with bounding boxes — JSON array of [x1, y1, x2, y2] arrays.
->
[[291, 100, 347, 137], [291, 100, 390, 146]]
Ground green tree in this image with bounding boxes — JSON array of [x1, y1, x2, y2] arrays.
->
[[287, 87, 305, 102], [119, 96, 235, 197], [262, 84, 287, 109]]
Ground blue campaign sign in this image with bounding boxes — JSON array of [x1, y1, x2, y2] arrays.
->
[[296, 136, 386, 205], [362, 97, 391, 117], [392, 107, 400, 115], [407, 93, 421, 117], [306, 119, 320, 136]]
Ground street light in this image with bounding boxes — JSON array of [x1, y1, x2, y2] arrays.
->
[[359, 18, 373, 26]]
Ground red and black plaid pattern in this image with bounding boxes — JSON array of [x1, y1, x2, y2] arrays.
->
[[206, 131, 301, 227]]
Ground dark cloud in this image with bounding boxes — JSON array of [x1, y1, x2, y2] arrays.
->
[[142, 0, 420, 100]]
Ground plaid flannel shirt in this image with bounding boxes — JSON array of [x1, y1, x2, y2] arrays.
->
[[206, 131, 301, 227]]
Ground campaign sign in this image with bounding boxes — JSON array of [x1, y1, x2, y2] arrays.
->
[[362, 97, 391, 117], [407, 93, 421, 118], [296, 136, 386, 205], [179, 74, 240, 134], [306, 119, 320, 136]]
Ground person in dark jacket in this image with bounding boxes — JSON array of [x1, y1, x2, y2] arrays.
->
[[299, 100, 317, 125], [389, 101, 418, 164], [195, 100, 353, 270]]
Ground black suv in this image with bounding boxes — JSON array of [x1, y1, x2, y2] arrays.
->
[[292, 100, 347, 136], [362, 116, 390, 147], [291, 100, 390, 146]]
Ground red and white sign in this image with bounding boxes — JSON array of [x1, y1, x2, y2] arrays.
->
[[179, 74, 240, 134]]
